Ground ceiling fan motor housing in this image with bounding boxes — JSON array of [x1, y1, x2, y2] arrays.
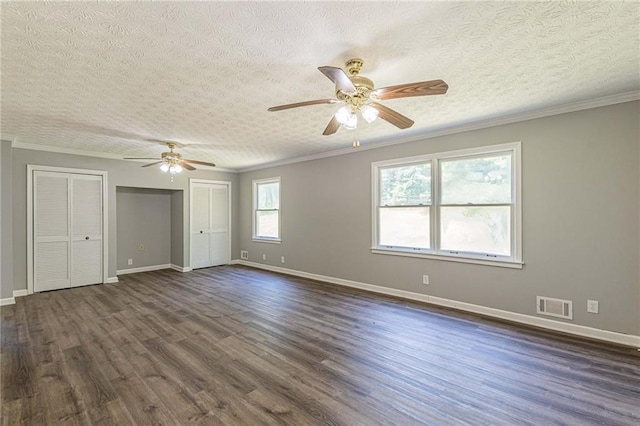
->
[[161, 151, 182, 162], [337, 59, 375, 112]]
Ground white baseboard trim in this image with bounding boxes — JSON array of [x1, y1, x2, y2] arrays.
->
[[233, 260, 640, 348], [13, 289, 28, 298], [171, 264, 192, 273], [106, 277, 119, 284], [116, 264, 171, 275], [0, 297, 15, 306]]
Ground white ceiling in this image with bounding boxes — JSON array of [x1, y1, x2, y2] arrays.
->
[[2, 2, 638, 171]]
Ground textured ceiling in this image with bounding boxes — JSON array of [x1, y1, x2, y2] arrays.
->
[[1, 2, 639, 170]]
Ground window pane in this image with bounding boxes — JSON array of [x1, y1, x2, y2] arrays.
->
[[440, 206, 510, 256], [380, 163, 431, 206], [258, 182, 279, 209], [379, 207, 430, 249], [256, 210, 279, 239], [441, 154, 511, 204]]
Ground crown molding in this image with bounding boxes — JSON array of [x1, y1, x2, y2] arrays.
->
[[1, 134, 17, 144], [6, 91, 638, 174], [10, 138, 239, 173], [239, 90, 640, 173], [12, 140, 128, 160]]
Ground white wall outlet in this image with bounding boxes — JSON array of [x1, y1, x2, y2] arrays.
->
[[240, 250, 248, 260], [262, 254, 266, 261], [587, 300, 599, 314], [281, 256, 285, 263], [422, 275, 430, 285], [127, 259, 133, 265], [139, 244, 144, 251]]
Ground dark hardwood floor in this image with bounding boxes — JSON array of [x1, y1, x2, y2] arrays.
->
[[2, 265, 639, 425]]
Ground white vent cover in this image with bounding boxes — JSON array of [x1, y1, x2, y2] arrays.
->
[[240, 250, 249, 260], [537, 296, 573, 320]]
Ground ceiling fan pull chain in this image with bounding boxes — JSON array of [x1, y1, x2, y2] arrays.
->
[[353, 127, 360, 148]]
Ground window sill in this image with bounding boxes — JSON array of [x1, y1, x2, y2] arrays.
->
[[371, 248, 523, 269], [253, 238, 282, 245]]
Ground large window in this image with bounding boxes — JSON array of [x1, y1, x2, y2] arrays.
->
[[253, 177, 280, 242], [372, 143, 521, 267]]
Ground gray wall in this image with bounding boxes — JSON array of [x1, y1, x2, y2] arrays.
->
[[0, 140, 13, 299], [239, 101, 640, 336], [171, 190, 185, 267], [10, 148, 239, 289], [116, 187, 172, 270]]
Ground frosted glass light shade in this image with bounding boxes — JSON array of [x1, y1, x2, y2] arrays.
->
[[160, 163, 170, 172], [361, 105, 379, 123], [343, 113, 357, 129], [335, 105, 352, 124], [168, 164, 182, 174]]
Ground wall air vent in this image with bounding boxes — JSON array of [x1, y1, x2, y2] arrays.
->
[[536, 296, 573, 320]]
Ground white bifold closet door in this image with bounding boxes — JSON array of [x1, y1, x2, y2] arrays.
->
[[191, 183, 229, 269], [33, 171, 103, 292]]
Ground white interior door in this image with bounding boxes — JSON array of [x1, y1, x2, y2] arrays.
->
[[209, 185, 229, 266], [191, 184, 211, 269], [34, 172, 70, 292], [71, 175, 103, 287], [190, 182, 230, 269], [32, 170, 104, 292]]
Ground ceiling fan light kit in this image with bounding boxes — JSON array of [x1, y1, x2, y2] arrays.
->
[[124, 141, 216, 181], [268, 57, 448, 142]]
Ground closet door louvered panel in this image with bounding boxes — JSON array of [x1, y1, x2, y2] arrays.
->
[[33, 172, 70, 291], [71, 175, 103, 287], [72, 239, 102, 287]]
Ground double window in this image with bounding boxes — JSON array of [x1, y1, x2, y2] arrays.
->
[[373, 143, 521, 267], [253, 177, 280, 242]]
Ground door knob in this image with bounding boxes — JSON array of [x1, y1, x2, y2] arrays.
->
[[85, 236, 90, 240]]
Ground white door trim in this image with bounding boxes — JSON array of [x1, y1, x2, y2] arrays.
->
[[189, 178, 232, 269], [27, 165, 108, 295]]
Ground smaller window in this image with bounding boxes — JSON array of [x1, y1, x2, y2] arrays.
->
[[253, 177, 280, 242]]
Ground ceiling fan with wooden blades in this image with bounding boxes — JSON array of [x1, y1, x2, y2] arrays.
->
[[124, 142, 215, 178], [267, 58, 448, 137]]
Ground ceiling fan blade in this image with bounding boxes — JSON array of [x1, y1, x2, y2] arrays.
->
[[369, 102, 414, 129], [322, 115, 341, 136], [124, 157, 160, 160], [371, 80, 448, 101], [179, 161, 196, 171], [318, 66, 357, 93], [142, 161, 164, 168], [184, 159, 216, 167], [268, 99, 338, 112]]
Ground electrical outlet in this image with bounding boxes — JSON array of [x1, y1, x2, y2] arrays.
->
[[240, 250, 248, 260], [587, 300, 599, 314], [128, 259, 133, 265], [281, 256, 285, 263], [262, 254, 266, 261], [422, 275, 430, 285], [139, 244, 144, 251]]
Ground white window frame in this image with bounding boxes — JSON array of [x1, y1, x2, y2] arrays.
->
[[252, 176, 281, 244], [371, 142, 522, 269]]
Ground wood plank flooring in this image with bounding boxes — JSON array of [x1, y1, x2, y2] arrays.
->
[[2, 265, 639, 425]]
